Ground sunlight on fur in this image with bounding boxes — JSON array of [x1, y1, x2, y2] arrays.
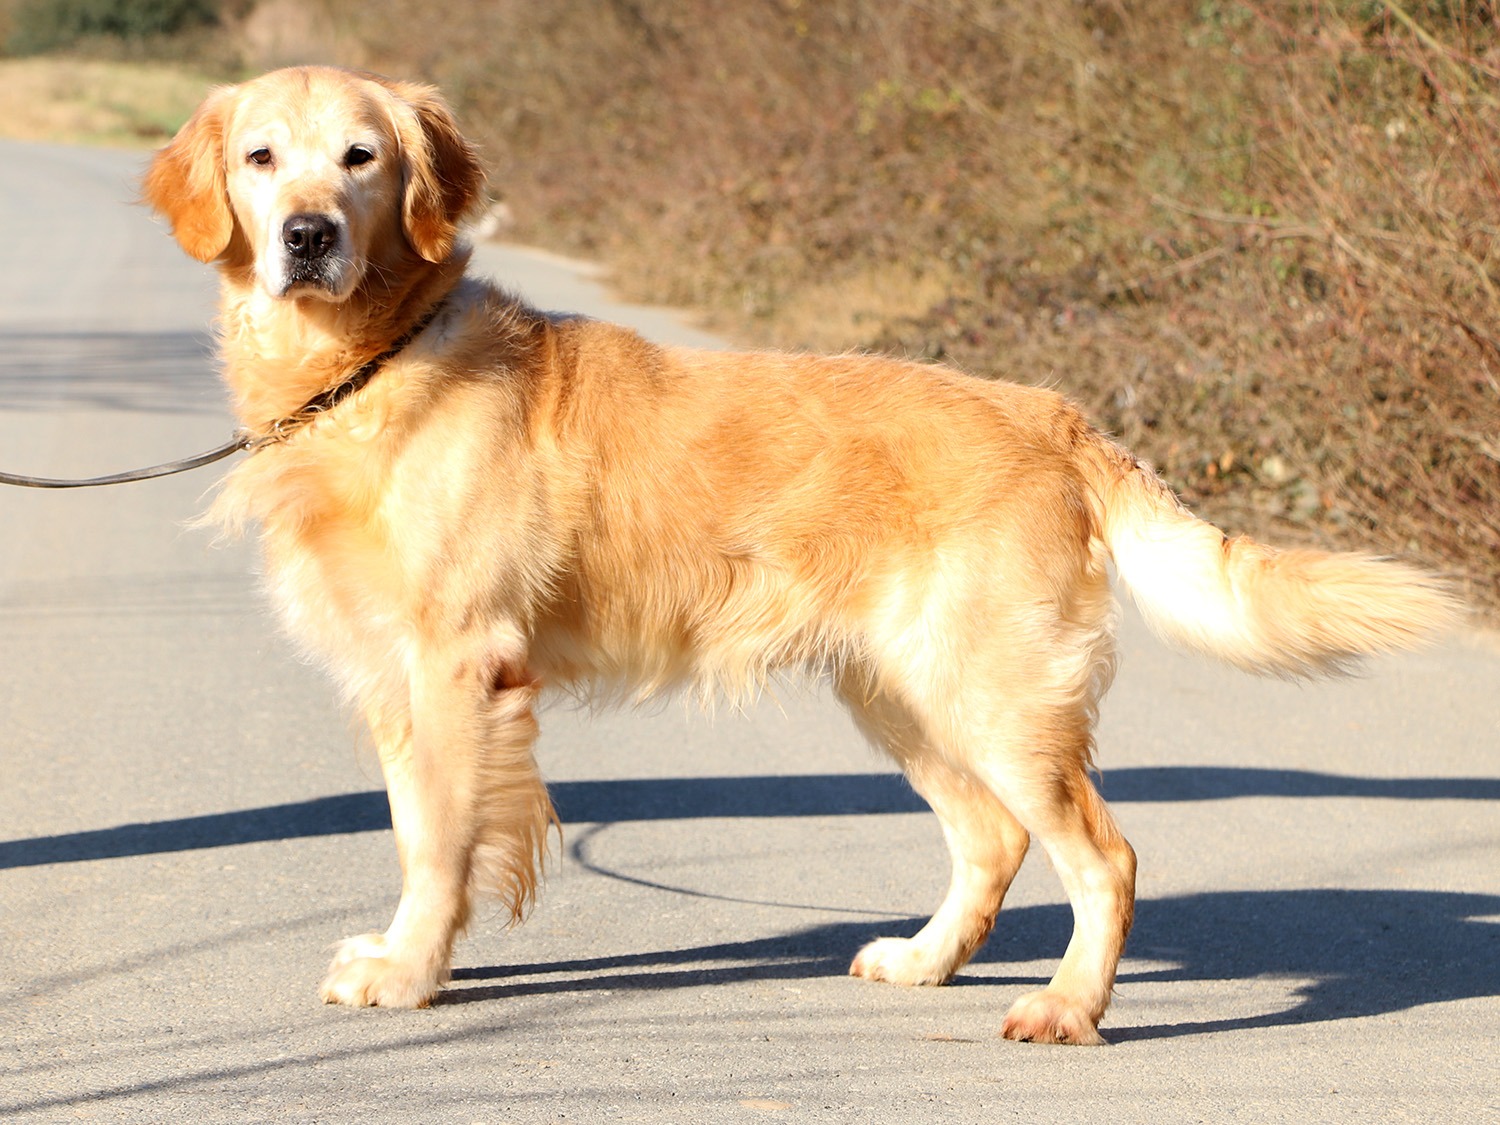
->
[[143, 66, 1462, 1042]]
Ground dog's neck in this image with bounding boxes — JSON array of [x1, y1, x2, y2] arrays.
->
[[216, 251, 469, 433]]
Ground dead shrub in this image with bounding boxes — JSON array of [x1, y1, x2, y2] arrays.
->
[[162, 0, 1500, 615]]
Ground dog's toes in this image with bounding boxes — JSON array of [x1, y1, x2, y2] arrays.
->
[[1000, 989, 1106, 1046], [320, 933, 442, 1008], [849, 936, 955, 987]]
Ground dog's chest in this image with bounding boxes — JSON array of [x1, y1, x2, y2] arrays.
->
[[230, 443, 414, 686]]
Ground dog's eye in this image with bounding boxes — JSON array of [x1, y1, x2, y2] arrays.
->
[[344, 145, 375, 169], [247, 147, 274, 168]]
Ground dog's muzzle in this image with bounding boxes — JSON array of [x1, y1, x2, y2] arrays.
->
[[279, 212, 346, 293]]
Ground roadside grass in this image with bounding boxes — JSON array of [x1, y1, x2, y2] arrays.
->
[[326, 0, 1498, 615], [388, 0, 1499, 618], [6, 1, 1495, 616], [0, 56, 209, 146]]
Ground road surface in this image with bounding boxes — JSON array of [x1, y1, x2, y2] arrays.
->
[[1, 140, 1496, 1123]]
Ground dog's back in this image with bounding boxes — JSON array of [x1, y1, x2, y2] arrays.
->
[[142, 66, 1461, 1044]]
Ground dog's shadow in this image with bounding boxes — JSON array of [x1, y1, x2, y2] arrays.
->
[[445, 887, 1500, 1041], [445, 769, 1500, 1039], [4, 767, 1495, 1040]]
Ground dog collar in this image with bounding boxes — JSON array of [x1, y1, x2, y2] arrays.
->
[[250, 297, 448, 449]]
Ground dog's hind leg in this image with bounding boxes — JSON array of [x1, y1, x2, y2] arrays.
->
[[320, 641, 552, 1008], [847, 552, 1132, 1042], [839, 677, 1032, 987], [963, 703, 1136, 1046]]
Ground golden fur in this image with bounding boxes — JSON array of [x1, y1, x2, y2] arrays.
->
[[144, 66, 1461, 1044]]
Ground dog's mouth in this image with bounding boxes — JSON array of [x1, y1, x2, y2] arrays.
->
[[279, 257, 347, 298]]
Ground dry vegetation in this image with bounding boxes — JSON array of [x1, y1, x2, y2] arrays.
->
[[0, 56, 210, 145], [7, 0, 1497, 614]]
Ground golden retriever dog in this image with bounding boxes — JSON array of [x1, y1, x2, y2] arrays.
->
[[143, 66, 1458, 1044]]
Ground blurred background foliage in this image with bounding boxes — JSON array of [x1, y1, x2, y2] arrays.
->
[[7, 0, 217, 53], [2, 0, 1495, 615]]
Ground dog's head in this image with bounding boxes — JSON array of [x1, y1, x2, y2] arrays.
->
[[144, 66, 485, 302]]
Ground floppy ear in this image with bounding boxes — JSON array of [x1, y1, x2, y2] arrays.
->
[[388, 80, 487, 263], [143, 87, 235, 263]]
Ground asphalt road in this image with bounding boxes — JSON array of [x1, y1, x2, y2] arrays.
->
[[1, 139, 1496, 1124]]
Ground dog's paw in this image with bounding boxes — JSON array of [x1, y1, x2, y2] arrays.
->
[[848, 937, 956, 987], [319, 932, 442, 1009], [1000, 989, 1106, 1046]]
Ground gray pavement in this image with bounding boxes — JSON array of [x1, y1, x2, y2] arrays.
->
[[1, 139, 1497, 1123]]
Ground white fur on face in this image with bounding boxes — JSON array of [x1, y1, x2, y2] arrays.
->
[[224, 89, 403, 302]]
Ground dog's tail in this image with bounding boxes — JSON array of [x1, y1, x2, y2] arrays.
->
[[1078, 431, 1463, 678]]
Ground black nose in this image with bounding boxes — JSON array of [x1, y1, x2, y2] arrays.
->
[[282, 213, 338, 260]]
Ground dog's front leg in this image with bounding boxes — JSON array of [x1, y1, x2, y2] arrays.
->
[[321, 641, 549, 1008]]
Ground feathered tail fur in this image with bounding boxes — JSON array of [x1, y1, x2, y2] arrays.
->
[[1079, 433, 1463, 678]]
